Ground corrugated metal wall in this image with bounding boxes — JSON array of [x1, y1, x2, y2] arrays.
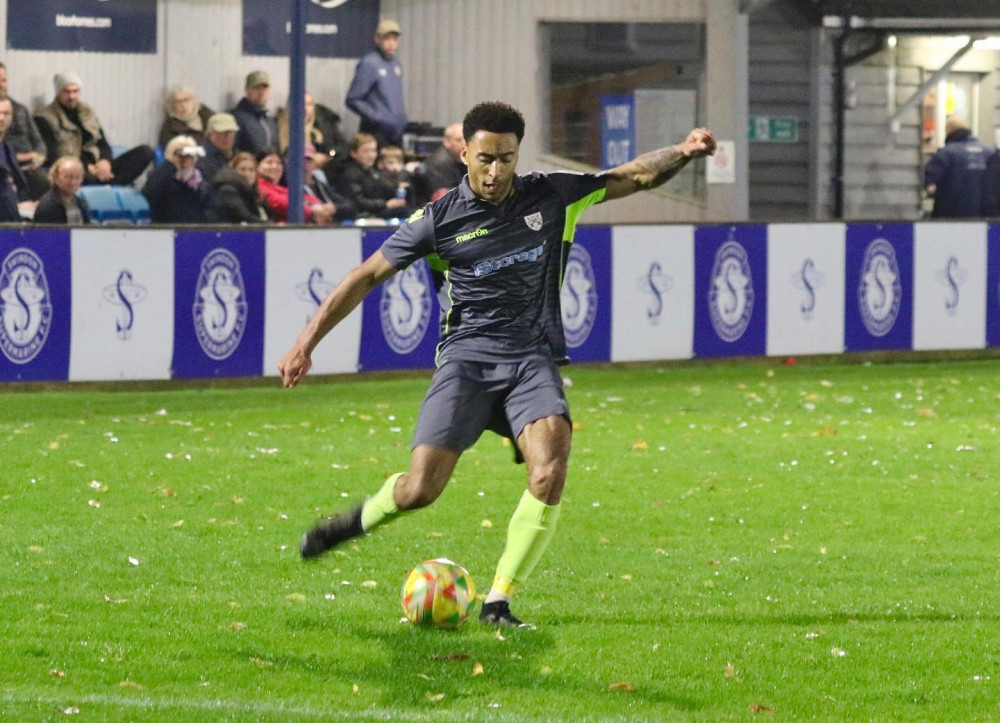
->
[[747, 4, 813, 221]]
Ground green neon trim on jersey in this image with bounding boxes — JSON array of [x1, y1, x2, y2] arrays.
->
[[559, 187, 606, 286], [407, 208, 425, 223], [434, 268, 456, 367], [426, 252, 449, 272]]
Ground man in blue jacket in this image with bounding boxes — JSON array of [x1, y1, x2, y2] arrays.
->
[[924, 115, 991, 218], [345, 19, 407, 148]]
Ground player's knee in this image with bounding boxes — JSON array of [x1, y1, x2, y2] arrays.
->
[[528, 457, 567, 504], [396, 469, 449, 510]]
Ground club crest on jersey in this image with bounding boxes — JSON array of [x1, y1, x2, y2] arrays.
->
[[708, 238, 754, 342], [102, 269, 148, 341], [524, 211, 543, 232], [857, 238, 901, 337], [192, 248, 247, 361], [0, 247, 51, 364], [380, 260, 432, 354], [561, 244, 598, 348]]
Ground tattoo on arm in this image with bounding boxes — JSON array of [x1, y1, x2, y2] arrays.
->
[[630, 145, 691, 190]]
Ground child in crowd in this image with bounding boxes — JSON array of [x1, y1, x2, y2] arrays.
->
[[375, 145, 412, 210]]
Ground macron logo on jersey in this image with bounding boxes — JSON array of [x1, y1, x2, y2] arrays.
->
[[456, 228, 489, 244]]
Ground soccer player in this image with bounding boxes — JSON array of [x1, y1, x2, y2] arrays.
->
[[278, 101, 715, 627]]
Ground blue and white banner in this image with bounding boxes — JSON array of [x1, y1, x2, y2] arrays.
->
[[987, 224, 1000, 348], [912, 222, 986, 351], [600, 95, 635, 170], [6, 0, 157, 54], [844, 223, 913, 352], [694, 224, 768, 358], [0, 229, 71, 382], [70, 229, 174, 382], [243, 0, 380, 58], [562, 227, 612, 363], [611, 225, 694, 361], [358, 230, 439, 372], [766, 223, 845, 357], [172, 231, 266, 379], [263, 228, 362, 377]]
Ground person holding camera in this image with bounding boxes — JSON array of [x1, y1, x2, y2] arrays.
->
[[142, 135, 209, 224]]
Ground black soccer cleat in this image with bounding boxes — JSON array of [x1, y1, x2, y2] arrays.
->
[[479, 600, 534, 629], [300, 505, 364, 559]]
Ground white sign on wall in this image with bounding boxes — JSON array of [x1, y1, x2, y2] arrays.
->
[[610, 225, 695, 361], [263, 228, 363, 376], [912, 222, 987, 351], [766, 223, 846, 356], [69, 229, 175, 381]]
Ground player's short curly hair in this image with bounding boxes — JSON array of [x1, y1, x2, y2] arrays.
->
[[463, 101, 525, 143]]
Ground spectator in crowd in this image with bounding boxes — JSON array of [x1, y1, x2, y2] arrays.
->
[[924, 115, 991, 218], [206, 151, 270, 224], [345, 19, 407, 148], [35, 72, 154, 187], [33, 156, 89, 225], [415, 122, 466, 204], [0, 96, 30, 221], [232, 70, 279, 155], [255, 148, 334, 225], [982, 149, 1000, 217], [334, 132, 408, 219], [375, 144, 412, 208], [304, 143, 355, 223], [197, 112, 239, 182], [142, 135, 208, 224], [0, 61, 50, 200], [278, 91, 334, 169], [158, 86, 214, 147], [312, 97, 350, 165]]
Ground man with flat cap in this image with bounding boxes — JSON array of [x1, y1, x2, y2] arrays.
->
[[231, 70, 279, 155], [198, 112, 240, 182], [35, 72, 154, 186], [345, 18, 407, 148]]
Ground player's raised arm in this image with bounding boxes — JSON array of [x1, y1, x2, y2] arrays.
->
[[603, 127, 716, 201], [278, 249, 398, 388]]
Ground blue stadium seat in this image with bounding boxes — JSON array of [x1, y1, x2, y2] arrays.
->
[[78, 185, 131, 224], [115, 187, 151, 225]]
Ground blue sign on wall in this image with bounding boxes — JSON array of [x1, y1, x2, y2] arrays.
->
[[987, 224, 1000, 347], [358, 230, 440, 372], [6, 0, 156, 54], [844, 223, 913, 352], [172, 231, 265, 379], [243, 0, 380, 58], [600, 95, 635, 170], [694, 224, 768, 358], [0, 229, 72, 382], [563, 226, 612, 363]]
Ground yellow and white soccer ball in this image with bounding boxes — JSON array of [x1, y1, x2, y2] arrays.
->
[[401, 558, 476, 628]]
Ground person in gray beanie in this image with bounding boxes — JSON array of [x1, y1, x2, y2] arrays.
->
[[35, 71, 154, 186]]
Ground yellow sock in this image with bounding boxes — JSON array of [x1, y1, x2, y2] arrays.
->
[[489, 490, 561, 599], [360, 472, 404, 532]]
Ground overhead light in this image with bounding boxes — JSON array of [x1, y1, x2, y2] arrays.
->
[[887, 35, 897, 47]]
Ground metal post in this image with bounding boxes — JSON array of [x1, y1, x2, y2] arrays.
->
[[287, 0, 307, 224]]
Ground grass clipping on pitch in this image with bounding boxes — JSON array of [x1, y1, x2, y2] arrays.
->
[[1, 359, 998, 721]]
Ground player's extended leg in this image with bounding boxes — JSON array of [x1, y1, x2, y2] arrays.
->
[[480, 414, 570, 627], [300, 444, 459, 558]]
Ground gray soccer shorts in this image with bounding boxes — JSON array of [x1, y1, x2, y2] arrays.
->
[[412, 357, 570, 460]]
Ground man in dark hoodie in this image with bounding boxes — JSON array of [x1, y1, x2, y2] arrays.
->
[[924, 115, 991, 218], [345, 19, 407, 148], [231, 71, 279, 155]]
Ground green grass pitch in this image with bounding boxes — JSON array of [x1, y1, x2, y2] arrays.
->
[[1, 358, 999, 721]]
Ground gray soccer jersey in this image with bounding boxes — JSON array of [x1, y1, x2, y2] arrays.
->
[[379, 172, 607, 365]]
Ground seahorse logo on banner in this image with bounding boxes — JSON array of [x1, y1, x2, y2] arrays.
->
[[858, 238, 901, 337], [636, 261, 673, 326], [561, 243, 598, 348], [380, 261, 432, 354], [708, 238, 754, 342], [935, 256, 967, 317], [0, 247, 52, 364], [102, 269, 148, 341], [192, 248, 247, 360], [296, 267, 335, 323], [792, 257, 825, 320]]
